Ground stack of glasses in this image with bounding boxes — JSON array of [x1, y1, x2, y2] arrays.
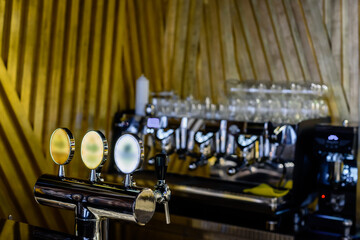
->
[[150, 81, 329, 124]]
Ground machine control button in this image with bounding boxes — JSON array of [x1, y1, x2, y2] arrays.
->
[[330, 194, 345, 212]]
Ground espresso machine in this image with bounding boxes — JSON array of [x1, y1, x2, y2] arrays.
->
[[34, 128, 171, 239], [108, 100, 360, 238], [107, 107, 303, 235]]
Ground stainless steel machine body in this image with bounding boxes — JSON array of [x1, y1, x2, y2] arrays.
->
[[109, 110, 360, 239], [108, 112, 301, 234]]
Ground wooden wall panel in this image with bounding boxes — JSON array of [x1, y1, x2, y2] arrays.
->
[[182, 0, 202, 98], [237, 0, 271, 81], [0, 0, 127, 232], [267, 0, 304, 83], [0, 0, 359, 233], [231, 0, 254, 80], [205, 0, 226, 103], [252, 0, 287, 82]]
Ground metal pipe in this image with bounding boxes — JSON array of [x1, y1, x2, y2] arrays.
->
[[34, 174, 156, 226]]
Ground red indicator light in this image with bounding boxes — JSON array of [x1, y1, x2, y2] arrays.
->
[[321, 194, 325, 199]]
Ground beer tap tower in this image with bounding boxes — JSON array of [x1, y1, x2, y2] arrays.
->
[[34, 128, 171, 239]]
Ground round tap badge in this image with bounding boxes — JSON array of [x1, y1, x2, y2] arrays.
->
[[81, 131, 108, 170], [50, 128, 75, 165], [114, 134, 143, 174]]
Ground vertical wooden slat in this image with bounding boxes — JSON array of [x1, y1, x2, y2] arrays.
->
[[267, 0, 304, 83], [236, 0, 270, 81], [97, 0, 116, 135], [73, 0, 92, 133], [113, 0, 126, 112], [342, 0, 349, 105], [122, 24, 135, 109], [0, 0, 12, 64], [323, 0, 335, 39], [41, 0, 58, 153], [204, 0, 225, 103], [170, 0, 190, 96], [145, 0, 163, 92], [59, 0, 80, 127], [0, 0, 6, 57], [318, 0, 324, 20], [282, 0, 311, 81], [197, 10, 212, 101], [343, 0, 359, 121], [69, 0, 92, 179], [252, 0, 287, 82], [86, 0, 104, 130], [120, 0, 137, 109], [231, 0, 255, 80], [7, 0, 23, 89], [33, 0, 53, 144], [135, 0, 152, 87], [107, 0, 126, 139], [154, 0, 165, 88], [329, 0, 341, 81], [127, 0, 142, 79], [44, 0, 67, 163], [218, 0, 239, 81], [162, 0, 177, 91], [182, 0, 202, 98], [284, 0, 320, 83], [20, 0, 40, 120]]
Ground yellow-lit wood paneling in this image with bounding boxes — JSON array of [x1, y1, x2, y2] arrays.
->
[[0, 0, 127, 232], [0, 0, 359, 233]]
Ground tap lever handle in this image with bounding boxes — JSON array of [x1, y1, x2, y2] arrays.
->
[[164, 201, 170, 224], [49, 128, 75, 178], [155, 154, 168, 181]]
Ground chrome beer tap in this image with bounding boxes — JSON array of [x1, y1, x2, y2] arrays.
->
[[34, 129, 171, 240], [154, 154, 171, 224], [114, 133, 172, 224]]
